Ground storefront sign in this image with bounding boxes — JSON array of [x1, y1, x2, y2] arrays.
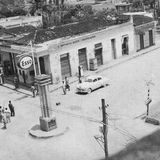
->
[[18, 56, 33, 70], [59, 35, 96, 48]]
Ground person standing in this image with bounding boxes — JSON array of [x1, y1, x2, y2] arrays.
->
[[0, 110, 3, 123], [1, 109, 7, 129], [14, 76, 19, 90], [65, 77, 70, 91], [62, 80, 66, 95], [8, 101, 15, 117], [0, 73, 3, 85], [31, 85, 37, 97]]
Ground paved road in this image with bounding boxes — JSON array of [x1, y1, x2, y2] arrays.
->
[[1, 46, 160, 160]]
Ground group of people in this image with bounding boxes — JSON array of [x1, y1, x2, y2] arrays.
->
[[62, 77, 70, 95], [0, 101, 15, 129]]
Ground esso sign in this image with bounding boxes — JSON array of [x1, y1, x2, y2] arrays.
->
[[18, 56, 33, 70]]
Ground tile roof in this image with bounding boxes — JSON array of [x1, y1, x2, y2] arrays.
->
[[5, 25, 36, 36], [17, 16, 130, 45], [1, 15, 153, 46], [133, 15, 154, 26]]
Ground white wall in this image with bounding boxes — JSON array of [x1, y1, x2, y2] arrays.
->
[[48, 21, 135, 83]]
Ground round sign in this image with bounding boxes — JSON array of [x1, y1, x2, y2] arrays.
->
[[18, 56, 33, 70]]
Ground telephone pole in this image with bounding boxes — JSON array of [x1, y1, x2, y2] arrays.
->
[[101, 99, 108, 160]]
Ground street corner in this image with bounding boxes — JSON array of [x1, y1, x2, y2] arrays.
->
[[28, 124, 69, 139]]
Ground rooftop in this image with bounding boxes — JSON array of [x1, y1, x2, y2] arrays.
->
[[132, 15, 154, 26], [0, 15, 154, 46], [16, 16, 130, 45]]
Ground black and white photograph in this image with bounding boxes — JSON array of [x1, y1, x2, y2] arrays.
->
[[0, 0, 160, 160]]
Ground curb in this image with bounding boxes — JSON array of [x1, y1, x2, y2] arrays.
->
[[50, 45, 160, 92], [1, 84, 32, 97], [2, 45, 160, 94], [29, 125, 69, 139], [95, 46, 160, 73]]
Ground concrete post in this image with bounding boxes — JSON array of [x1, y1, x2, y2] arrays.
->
[[35, 74, 57, 132]]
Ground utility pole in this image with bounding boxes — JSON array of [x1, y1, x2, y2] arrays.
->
[[30, 40, 37, 76], [101, 99, 108, 160], [78, 66, 82, 83], [145, 81, 153, 116]]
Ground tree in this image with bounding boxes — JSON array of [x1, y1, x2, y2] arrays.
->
[[95, 8, 118, 22], [143, 0, 155, 8], [12, 8, 27, 16], [0, 7, 12, 17]]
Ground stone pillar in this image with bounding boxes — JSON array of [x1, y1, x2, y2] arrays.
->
[[35, 74, 57, 132]]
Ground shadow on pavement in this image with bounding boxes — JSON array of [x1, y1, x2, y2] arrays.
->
[[103, 129, 160, 160]]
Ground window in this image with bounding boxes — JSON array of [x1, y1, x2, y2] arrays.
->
[[95, 43, 102, 50]]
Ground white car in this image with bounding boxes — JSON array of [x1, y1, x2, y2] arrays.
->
[[76, 75, 109, 94]]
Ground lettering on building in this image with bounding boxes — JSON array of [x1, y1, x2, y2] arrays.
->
[[59, 35, 96, 48]]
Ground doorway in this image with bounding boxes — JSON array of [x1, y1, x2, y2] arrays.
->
[[149, 30, 153, 46], [111, 39, 116, 59], [95, 43, 103, 66], [139, 34, 144, 50], [78, 48, 88, 71], [39, 57, 46, 74], [60, 53, 71, 79], [122, 37, 129, 55]]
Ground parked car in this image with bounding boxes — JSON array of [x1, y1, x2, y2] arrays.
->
[[76, 75, 109, 94]]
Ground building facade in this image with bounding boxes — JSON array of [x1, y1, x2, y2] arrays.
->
[[0, 20, 135, 86], [48, 22, 135, 82], [0, 14, 155, 87], [133, 16, 155, 51]]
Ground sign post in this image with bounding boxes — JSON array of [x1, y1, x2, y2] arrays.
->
[[30, 41, 37, 76], [35, 74, 57, 132]]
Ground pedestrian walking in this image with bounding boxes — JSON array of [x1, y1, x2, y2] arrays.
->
[[14, 76, 19, 90], [62, 80, 66, 95], [0, 109, 2, 123], [31, 85, 37, 97], [8, 101, 15, 117], [1, 109, 7, 129], [65, 77, 70, 91]]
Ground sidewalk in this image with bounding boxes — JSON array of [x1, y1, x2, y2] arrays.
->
[[50, 43, 160, 92], [2, 43, 160, 95], [2, 83, 32, 96], [146, 101, 160, 122]]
